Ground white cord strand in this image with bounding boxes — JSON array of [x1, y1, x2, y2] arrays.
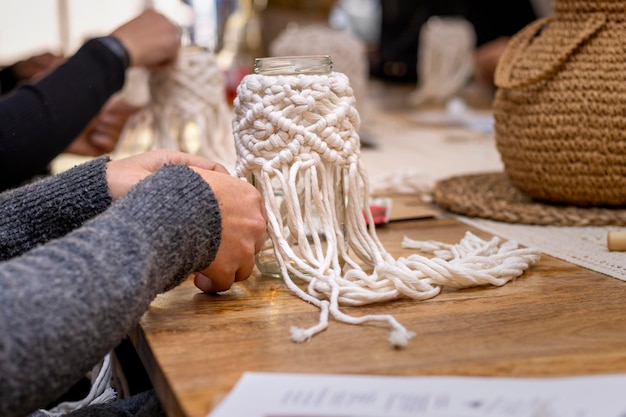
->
[[409, 16, 476, 106], [39, 353, 116, 416], [233, 72, 541, 347]]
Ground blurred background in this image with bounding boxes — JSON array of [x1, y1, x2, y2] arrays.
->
[[0, 0, 368, 69], [0, 0, 144, 63], [0, 0, 551, 116]]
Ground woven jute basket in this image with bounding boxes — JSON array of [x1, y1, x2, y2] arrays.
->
[[494, 0, 626, 207]]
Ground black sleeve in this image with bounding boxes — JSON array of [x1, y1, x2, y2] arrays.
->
[[464, 0, 539, 46], [0, 65, 20, 94], [0, 38, 127, 191]]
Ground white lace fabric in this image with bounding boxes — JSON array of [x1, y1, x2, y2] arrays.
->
[[459, 218, 626, 281]]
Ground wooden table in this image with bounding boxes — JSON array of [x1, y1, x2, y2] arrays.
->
[[130, 207, 626, 417]]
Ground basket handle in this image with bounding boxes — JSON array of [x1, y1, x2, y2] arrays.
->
[[495, 13, 606, 89]]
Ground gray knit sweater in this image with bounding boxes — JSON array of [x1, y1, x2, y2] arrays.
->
[[0, 157, 222, 417]]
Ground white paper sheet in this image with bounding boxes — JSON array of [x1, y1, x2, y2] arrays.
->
[[208, 372, 626, 417]]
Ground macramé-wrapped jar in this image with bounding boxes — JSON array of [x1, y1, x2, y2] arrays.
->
[[232, 55, 350, 277]]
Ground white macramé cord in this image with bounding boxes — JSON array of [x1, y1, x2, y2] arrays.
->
[[409, 16, 476, 106], [115, 49, 236, 169], [39, 353, 116, 416], [233, 72, 541, 347]]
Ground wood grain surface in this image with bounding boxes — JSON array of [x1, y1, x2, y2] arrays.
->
[[131, 210, 626, 417]]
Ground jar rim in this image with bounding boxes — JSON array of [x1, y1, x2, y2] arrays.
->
[[254, 55, 333, 75]]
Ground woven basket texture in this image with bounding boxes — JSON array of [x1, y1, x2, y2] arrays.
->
[[494, 0, 626, 207]]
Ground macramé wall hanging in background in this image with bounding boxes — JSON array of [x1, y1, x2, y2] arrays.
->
[[115, 47, 237, 170], [232, 56, 541, 347], [409, 16, 476, 107]]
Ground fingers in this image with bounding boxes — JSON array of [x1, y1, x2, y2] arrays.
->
[[193, 257, 256, 293], [235, 260, 256, 282], [88, 132, 117, 153], [13, 52, 64, 81], [191, 170, 267, 293], [193, 273, 221, 293], [120, 149, 229, 174], [194, 236, 260, 293], [180, 157, 230, 174], [105, 149, 237, 201], [194, 252, 257, 293], [89, 101, 141, 150], [65, 98, 141, 157]]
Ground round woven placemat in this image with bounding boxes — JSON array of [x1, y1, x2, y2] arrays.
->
[[432, 172, 626, 226]]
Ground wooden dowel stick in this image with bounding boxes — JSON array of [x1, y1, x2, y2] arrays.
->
[[607, 231, 626, 251]]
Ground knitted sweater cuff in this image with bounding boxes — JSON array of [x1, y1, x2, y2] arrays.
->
[[0, 157, 112, 260]]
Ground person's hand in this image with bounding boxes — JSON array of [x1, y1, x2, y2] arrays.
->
[[474, 36, 510, 88], [66, 97, 141, 157], [190, 167, 267, 293], [105, 150, 267, 293], [111, 9, 180, 70], [105, 149, 230, 200], [11, 52, 64, 81]]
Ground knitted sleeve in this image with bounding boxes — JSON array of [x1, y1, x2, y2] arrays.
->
[[0, 157, 112, 260], [0, 37, 127, 191], [0, 164, 222, 417]]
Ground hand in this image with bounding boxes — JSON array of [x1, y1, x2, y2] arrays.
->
[[474, 36, 510, 88], [190, 168, 267, 293], [111, 9, 180, 70], [12, 52, 64, 81], [105, 150, 267, 293], [66, 98, 141, 157], [105, 149, 230, 201]]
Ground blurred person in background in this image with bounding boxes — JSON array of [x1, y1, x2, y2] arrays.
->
[[0, 8, 180, 191], [0, 51, 141, 159], [369, 0, 552, 88]]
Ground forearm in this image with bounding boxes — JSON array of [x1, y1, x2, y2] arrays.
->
[[0, 157, 112, 260], [0, 165, 222, 417], [0, 38, 127, 190]]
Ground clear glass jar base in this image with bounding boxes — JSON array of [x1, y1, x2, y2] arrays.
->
[[255, 251, 283, 278]]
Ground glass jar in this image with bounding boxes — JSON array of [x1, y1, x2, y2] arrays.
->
[[253, 55, 333, 75], [234, 55, 348, 278]]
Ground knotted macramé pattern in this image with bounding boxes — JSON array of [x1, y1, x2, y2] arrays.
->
[[116, 50, 236, 168], [233, 72, 541, 347]]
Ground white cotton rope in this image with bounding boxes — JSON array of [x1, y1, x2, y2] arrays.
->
[[115, 48, 236, 169], [39, 353, 116, 416], [233, 72, 541, 348], [409, 16, 476, 106]]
